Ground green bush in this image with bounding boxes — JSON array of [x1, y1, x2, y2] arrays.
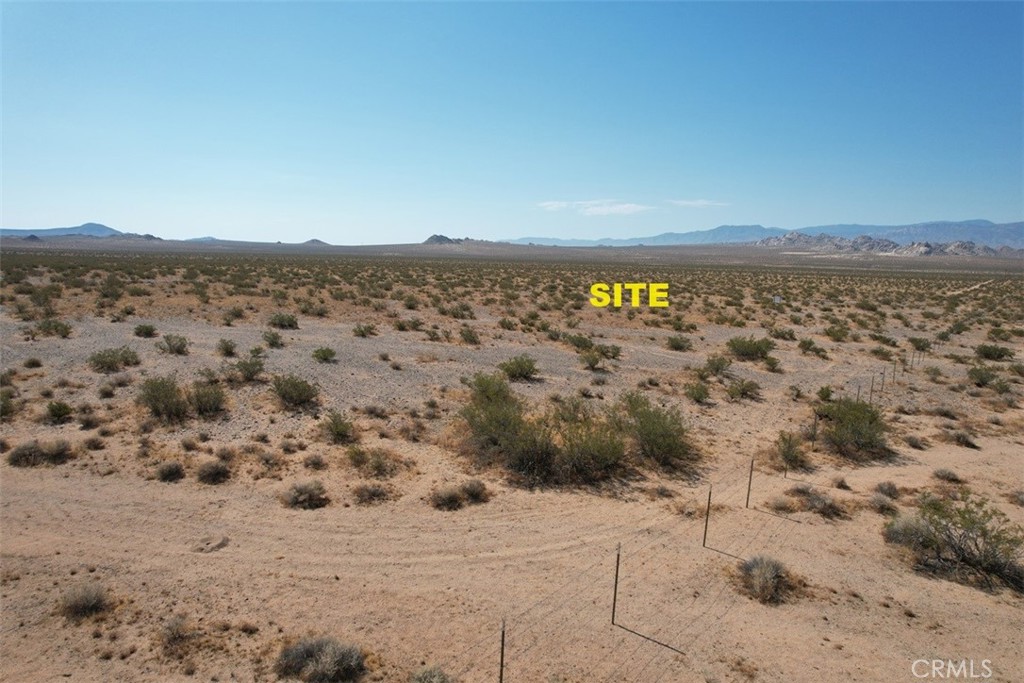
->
[[824, 325, 849, 342], [268, 313, 298, 329], [619, 392, 695, 469], [216, 339, 237, 357], [322, 410, 355, 444], [459, 326, 480, 345], [35, 318, 72, 338], [88, 346, 140, 373], [6, 440, 72, 467], [139, 376, 189, 421], [189, 382, 226, 417], [45, 400, 73, 424], [498, 354, 538, 381], [275, 636, 364, 682], [272, 374, 319, 408], [234, 356, 264, 382], [411, 667, 454, 683], [726, 379, 761, 401], [884, 493, 1023, 592], [797, 338, 828, 359], [684, 381, 710, 404], [908, 337, 932, 352], [353, 323, 377, 338], [818, 398, 887, 460], [134, 324, 157, 338], [262, 330, 284, 349], [775, 431, 807, 470], [557, 415, 625, 482], [967, 366, 997, 387], [666, 336, 693, 351], [726, 336, 775, 361], [975, 344, 1014, 361], [312, 347, 337, 363], [156, 334, 189, 355], [703, 355, 732, 377]]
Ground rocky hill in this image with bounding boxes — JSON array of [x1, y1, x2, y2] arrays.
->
[[756, 232, 1022, 257]]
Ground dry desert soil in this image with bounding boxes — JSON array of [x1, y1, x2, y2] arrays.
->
[[1, 243, 1022, 682]]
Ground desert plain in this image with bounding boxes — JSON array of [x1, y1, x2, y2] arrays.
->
[[1, 242, 1022, 683]]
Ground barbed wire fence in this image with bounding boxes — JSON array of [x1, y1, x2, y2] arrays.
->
[[396, 357, 936, 681]]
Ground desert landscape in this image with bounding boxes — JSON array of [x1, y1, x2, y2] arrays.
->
[[1, 241, 1021, 682]]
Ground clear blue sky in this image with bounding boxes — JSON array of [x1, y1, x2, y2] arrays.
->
[[2, 1, 1021, 244]]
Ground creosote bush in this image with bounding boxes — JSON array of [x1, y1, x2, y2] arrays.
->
[[498, 354, 538, 381], [45, 400, 73, 424], [322, 410, 355, 444], [272, 374, 319, 409], [884, 493, 1023, 592], [726, 336, 776, 361], [817, 398, 888, 460], [268, 313, 298, 329], [88, 346, 141, 373], [275, 636, 364, 682], [157, 461, 185, 482], [134, 323, 157, 338], [312, 347, 337, 363], [430, 486, 466, 511], [139, 376, 190, 421], [738, 556, 791, 604], [156, 334, 189, 355], [189, 381, 226, 417]]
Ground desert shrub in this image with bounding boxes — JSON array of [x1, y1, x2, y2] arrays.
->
[[875, 481, 900, 499], [619, 392, 695, 469], [702, 354, 732, 377], [272, 374, 319, 409], [6, 440, 72, 467], [498, 354, 538, 381], [726, 379, 761, 401], [189, 382, 226, 417], [217, 339, 237, 357], [1008, 490, 1024, 507], [666, 335, 693, 351], [768, 327, 797, 341], [139, 376, 189, 421], [787, 485, 846, 519], [684, 381, 710, 404], [268, 313, 298, 329], [738, 556, 790, 604], [156, 334, 189, 355], [134, 324, 157, 338], [459, 326, 480, 345], [430, 486, 465, 511], [45, 400, 73, 424], [23, 357, 42, 368], [59, 583, 110, 620], [0, 388, 16, 418], [870, 492, 898, 515], [411, 667, 454, 683], [460, 479, 489, 504], [904, 435, 927, 450], [975, 344, 1014, 361], [197, 460, 231, 485], [322, 410, 355, 444], [235, 356, 265, 382], [312, 347, 337, 363], [557, 413, 625, 482], [797, 338, 828, 358], [775, 431, 807, 470], [304, 453, 327, 470], [352, 323, 377, 338], [275, 636, 364, 682], [284, 480, 330, 509], [726, 336, 775, 361], [967, 366, 997, 387], [908, 337, 932, 352], [35, 318, 72, 338], [579, 349, 603, 371], [263, 330, 285, 349], [884, 493, 1024, 592], [352, 483, 389, 505], [817, 398, 887, 460], [824, 324, 849, 342], [460, 373, 529, 457], [88, 346, 140, 373], [933, 468, 963, 483], [157, 461, 185, 482]]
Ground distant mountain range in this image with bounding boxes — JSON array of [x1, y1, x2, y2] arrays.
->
[[3, 219, 1022, 251], [505, 220, 1023, 249], [756, 232, 1023, 258]]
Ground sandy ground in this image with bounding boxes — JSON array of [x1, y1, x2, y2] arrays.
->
[[1, 253, 1022, 682]]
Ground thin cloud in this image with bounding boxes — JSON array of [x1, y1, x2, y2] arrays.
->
[[667, 199, 729, 208], [538, 199, 653, 216]]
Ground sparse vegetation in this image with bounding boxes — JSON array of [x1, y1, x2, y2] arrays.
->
[[272, 374, 319, 408], [156, 334, 190, 355], [283, 480, 330, 509], [738, 556, 792, 604], [6, 440, 72, 467], [88, 346, 140, 373], [274, 636, 364, 682], [498, 354, 538, 381], [139, 376, 190, 421], [817, 398, 888, 460], [59, 583, 111, 620]]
